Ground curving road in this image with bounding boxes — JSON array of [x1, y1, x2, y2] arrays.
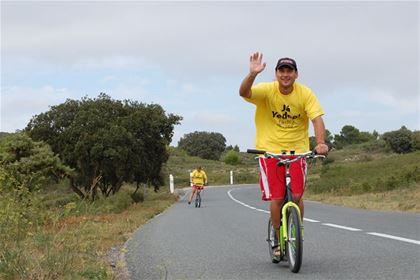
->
[[125, 185, 420, 280]]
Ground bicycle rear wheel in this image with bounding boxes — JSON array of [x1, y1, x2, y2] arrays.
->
[[267, 218, 280, 263], [286, 207, 303, 273]]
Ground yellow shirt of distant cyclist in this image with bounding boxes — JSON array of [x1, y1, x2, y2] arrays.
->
[[192, 170, 207, 186], [244, 81, 324, 154]]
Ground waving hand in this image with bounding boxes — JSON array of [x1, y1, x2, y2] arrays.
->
[[250, 52, 266, 75]]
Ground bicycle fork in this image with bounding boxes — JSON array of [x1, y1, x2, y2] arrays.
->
[[278, 202, 304, 256]]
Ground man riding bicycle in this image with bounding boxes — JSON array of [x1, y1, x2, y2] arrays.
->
[[239, 52, 328, 260], [188, 166, 208, 205]]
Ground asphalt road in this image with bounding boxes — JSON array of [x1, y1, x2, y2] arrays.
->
[[125, 185, 420, 280]]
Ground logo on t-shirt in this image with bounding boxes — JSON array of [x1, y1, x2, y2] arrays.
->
[[271, 104, 301, 128]]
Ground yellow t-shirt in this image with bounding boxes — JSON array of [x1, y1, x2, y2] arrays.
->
[[244, 81, 324, 153], [191, 170, 207, 186]]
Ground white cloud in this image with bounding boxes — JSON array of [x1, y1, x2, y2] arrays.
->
[[367, 89, 419, 114], [1, 1, 419, 149], [193, 111, 236, 126], [0, 85, 70, 132]]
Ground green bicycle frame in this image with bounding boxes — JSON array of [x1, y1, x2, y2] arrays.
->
[[279, 201, 302, 253]]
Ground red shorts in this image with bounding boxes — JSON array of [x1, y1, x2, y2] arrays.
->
[[258, 157, 307, 201], [192, 185, 204, 190]]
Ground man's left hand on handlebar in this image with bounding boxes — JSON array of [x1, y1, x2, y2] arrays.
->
[[314, 143, 329, 155]]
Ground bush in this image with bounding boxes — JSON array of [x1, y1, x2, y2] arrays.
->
[[0, 133, 73, 192], [412, 131, 420, 151], [131, 191, 145, 203], [360, 139, 387, 153], [223, 150, 241, 165], [382, 126, 414, 153]]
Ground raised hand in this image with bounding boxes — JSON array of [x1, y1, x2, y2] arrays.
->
[[250, 52, 266, 75]]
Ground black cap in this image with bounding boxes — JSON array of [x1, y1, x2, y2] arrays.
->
[[275, 57, 298, 71]]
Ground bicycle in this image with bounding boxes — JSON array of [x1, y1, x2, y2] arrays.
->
[[247, 149, 325, 273], [195, 186, 203, 208]]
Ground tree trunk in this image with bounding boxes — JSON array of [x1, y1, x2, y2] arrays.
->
[[132, 183, 140, 196], [70, 178, 85, 199], [89, 174, 102, 201]]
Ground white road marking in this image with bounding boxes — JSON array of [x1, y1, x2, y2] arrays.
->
[[304, 218, 320, 223], [227, 188, 420, 246], [228, 189, 323, 220], [367, 232, 420, 245], [227, 189, 269, 214], [322, 223, 362, 231]]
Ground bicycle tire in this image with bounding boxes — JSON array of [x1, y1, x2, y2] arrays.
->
[[286, 207, 303, 273], [195, 193, 201, 208], [267, 218, 280, 263]]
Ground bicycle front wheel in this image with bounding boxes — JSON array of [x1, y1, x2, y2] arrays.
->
[[286, 207, 303, 273], [195, 193, 201, 208]]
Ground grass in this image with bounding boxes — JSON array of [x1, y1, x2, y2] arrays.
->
[[0, 184, 177, 280], [307, 151, 420, 194], [305, 149, 420, 212], [306, 183, 420, 212]]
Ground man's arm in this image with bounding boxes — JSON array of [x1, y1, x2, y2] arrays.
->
[[311, 116, 329, 155], [239, 73, 258, 98], [239, 52, 266, 98]]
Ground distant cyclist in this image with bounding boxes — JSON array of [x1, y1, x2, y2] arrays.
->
[[188, 166, 208, 205], [239, 52, 328, 259]]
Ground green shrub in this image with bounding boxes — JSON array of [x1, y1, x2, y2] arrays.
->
[[131, 191, 145, 203], [382, 126, 414, 153], [412, 131, 420, 150], [361, 139, 387, 153], [223, 150, 241, 165], [0, 133, 74, 193]]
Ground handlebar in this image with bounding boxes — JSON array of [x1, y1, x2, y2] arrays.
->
[[247, 149, 325, 166], [247, 149, 266, 154]]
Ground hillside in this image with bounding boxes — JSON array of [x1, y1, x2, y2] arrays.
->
[[163, 147, 259, 187], [164, 145, 420, 212]]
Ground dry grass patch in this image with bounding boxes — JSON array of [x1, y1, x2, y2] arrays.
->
[[305, 183, 420, 213], [1, 189, 178, 280]]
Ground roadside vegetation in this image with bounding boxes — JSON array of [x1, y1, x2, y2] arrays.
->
[[1, 93, 418, 279]]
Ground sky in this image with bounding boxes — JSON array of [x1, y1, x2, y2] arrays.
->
[[1, 1, 419, 151]]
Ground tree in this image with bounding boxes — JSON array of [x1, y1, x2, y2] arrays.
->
[[0, 133, 73, 192], [333, 125, 376, 149], [26, 93, 181, 199], [382, 126, 414, 153], [178, 131, 226, 160], [226, 145, 240, 152]]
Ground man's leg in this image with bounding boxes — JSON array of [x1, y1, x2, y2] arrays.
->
[[298, 198, 304, 218], [270, 199, 284, 231], [270, 199, 284, 258], [188, 188, 196, 204]]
